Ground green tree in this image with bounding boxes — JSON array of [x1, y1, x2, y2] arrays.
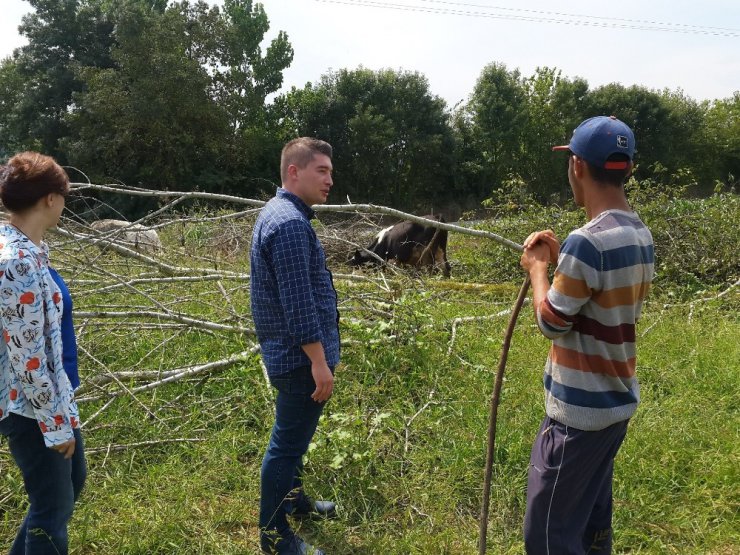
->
[[280, 68, 455, 210], [0, 0, 293, 205], [583, 84, 736, 191], [583, 84, 675, 181], [454, 62, 527, 200], [63, 1, 229, 195], [703, 92, 740, 190], [458, 64, 589, 204], [519, 67, 588, 199], [0, 59, 28, 158], [658, 89, 712, 188], [56, 0, 293, 206], [4, 0, 114, 158], [213, 0, 293, 131], [210, 0, 294, 195]]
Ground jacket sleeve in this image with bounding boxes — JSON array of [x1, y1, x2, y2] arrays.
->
[[267, 219, 323, 346], [0, 256, 75, 446]]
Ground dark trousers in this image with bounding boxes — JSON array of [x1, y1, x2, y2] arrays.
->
[[0, 413, 87, 555], [259, 367, 326, 549], [523, 416, 628, 555]]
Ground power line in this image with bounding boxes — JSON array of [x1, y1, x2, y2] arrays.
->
[[314, 0, 740, 38], [417, 0, 740, 34]]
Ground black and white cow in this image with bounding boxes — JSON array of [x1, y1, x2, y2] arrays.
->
[[348, 215, 451, 277]]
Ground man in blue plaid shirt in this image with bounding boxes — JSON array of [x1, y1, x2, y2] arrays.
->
[[251, 138, 340, 555]]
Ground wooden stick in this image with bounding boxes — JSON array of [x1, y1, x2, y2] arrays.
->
[[478, 276, 531, 555]]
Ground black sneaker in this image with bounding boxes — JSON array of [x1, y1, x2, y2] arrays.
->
[[290, 495, 337, 520]]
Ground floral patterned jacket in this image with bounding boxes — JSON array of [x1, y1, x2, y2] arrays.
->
[[0, 224, 79, 446]]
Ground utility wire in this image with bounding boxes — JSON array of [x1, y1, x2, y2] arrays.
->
[[314, 0, 740, 38], [418, 0, 740, 34]]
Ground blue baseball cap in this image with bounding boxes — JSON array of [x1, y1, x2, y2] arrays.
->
[[553, 116, 635, 170]]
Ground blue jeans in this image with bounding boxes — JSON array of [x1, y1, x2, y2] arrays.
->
[[259, 366, 327, 548], [0, 413, 87, 555]]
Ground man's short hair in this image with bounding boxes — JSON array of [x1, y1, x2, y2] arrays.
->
[[280, 138, 333, 183]]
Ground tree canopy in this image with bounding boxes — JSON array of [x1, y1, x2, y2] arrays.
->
[[279, 67, 455, 209], [0, 1, 737, 216]]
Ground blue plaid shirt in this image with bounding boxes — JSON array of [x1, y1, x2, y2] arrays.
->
[[250, 189, 340, 377]]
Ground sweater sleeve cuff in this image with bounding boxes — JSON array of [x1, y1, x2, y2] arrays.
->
[[41, 426, 74, 448]]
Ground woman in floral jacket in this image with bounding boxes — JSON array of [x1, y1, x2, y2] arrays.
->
[[0, 152, 85, 555]]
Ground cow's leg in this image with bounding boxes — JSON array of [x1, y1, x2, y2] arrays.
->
[[432, 247, 450, 277], [441, 249, 451, 278]]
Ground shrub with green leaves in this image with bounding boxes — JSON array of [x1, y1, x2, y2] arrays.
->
[[468, 185, 738, 298]]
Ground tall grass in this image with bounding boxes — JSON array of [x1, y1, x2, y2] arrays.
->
[[0, 194, 737, 554]]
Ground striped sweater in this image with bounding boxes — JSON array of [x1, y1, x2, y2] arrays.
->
[[537, 209, 654, 431]]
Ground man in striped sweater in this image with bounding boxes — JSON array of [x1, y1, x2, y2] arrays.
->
[[519, 116, 654, 554]]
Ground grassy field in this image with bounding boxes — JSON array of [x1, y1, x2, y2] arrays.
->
[[1, 194, 738, 554]]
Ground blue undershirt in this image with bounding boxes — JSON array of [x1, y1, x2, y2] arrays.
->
[[48, 268, 80, 389]]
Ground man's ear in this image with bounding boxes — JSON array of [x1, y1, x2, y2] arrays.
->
[[572, 156, 586, 179], [286, 164, 299, 180]]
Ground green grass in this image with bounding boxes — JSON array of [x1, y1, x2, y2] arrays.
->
[[1, 196, 738, 554]]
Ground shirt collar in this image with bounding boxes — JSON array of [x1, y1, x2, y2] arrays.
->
[[276, 188, 315, 220], [1, 223, 50, 263]]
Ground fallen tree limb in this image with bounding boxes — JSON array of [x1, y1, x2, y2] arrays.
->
[[71, 182, 266, 207], [68, 184, 524, 253], [77, 346, 260, 403], [77, 344, 164, 423], [85, 438, 205, 455], [52, 227, 252, 279], [447, 302, 530, 358], [319, 202, 523, 253], [75, 310, 254, 335]]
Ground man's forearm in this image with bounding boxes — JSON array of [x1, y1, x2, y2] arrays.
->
[[527, 262, 551, 316], [301, 341, 328, 366], [302, 341, 334, 402]]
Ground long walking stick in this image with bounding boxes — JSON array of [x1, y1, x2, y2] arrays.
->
[[478, 275, 531, 554]]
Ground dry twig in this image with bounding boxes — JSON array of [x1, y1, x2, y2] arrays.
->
[[85, 438, 205, 455]]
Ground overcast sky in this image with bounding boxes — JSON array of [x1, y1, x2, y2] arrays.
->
[[1, 0, 739, 109]]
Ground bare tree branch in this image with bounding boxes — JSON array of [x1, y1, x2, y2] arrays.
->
[[85, 438, 205, 455]]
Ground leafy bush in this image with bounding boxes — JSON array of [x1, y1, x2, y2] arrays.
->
[[639, 193, 739, 296], [463, 186, 739, 298]]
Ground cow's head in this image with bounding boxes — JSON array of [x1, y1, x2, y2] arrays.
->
[[348, 249, 368, 266]]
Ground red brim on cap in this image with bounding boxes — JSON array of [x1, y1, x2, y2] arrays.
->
[[603, 160, 630, 170], [552, 145, 570, 152]]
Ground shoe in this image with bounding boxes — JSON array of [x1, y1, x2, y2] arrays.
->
[[261, 533, 325, 554], [291, 536, 325, 555], [290, 495, 337, 520]]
